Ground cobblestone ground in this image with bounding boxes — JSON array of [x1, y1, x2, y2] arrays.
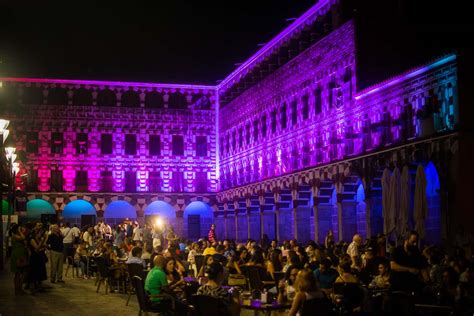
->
[[0, 260, 140, 316]]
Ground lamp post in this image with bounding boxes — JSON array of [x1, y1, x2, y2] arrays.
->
[[0, 118, 10, 271], [5, 147, 18, 236]]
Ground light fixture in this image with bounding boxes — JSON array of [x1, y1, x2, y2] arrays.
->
[[12, 162, 20, 174], [0, 119, 9, 130], [5, 147, 16, 160]]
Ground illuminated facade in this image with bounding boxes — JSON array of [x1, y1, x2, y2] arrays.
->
[[0, 0, 459, 242]]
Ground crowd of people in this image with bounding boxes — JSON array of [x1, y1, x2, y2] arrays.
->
[[6, 219, 474, 315]]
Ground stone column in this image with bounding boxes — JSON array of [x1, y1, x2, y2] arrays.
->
[[273, 190, 280, 241], [258, 194, 265, 239], [335, 181, 343, 242], [233, 199, 239, 241], [223, 202, 228, 239], [311, 180, 320, 242], [291, 185, 298, 240]]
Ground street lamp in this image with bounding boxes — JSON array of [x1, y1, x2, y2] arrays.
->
[[0, 118, 10, 271], [5, 147, 17, 234]]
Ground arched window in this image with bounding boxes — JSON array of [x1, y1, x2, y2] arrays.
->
[[47, 87, 68, 105], [22, 86, 43, 105], [168, 92, 188, 109], [145, 91, 164, 108], [121, 90, 140, 108], [97, 89, 116, 107], [72, 88, 93, 106]]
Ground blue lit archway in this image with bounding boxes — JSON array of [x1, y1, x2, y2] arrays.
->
[[63, 200, 96, 218], [104, 200, 136, 225], [26, 199, 55, 219], [183, 201, 213, 240]]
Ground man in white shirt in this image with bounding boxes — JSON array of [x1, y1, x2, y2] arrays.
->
[[61, 222, 75, 259], [83, 226, 94, 248], [70, 224, 81, 244], [347, 234, 363, 270], [133, 223, 143, 242]]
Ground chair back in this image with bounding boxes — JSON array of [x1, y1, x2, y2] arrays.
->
[[193, 294, 229, 316], [333, 283, 365, 310], [132, 276, 149, 311], [94, 256, 110, 278], [128, 263, 145, 281], [273, 271, 285, 290], [194, 255, 205, 275], [301, 297, 332, 316], [246, 266, 264, 291]]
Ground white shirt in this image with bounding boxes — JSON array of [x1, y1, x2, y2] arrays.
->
[[83, 231, 93, 247], [71, 226, 81, 238], [61, 227, 74, 243], [133, 227, 143, 241]]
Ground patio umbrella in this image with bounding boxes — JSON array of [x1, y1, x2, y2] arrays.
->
[[381, 168, 392, 234], [414, 164, 428, 239], [387, 167, 400, 237], [398, 166, 411, 240]]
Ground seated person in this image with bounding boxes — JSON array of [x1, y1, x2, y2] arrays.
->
[[126, 246, 146, 268], [335, 257, 359, 284], [313, 258, 339, 293], [74, 242, 88, 278], [287, 269, 328, 316], [369, 261, 390, 289], [145, 255, 173, 309], [164, 257, 185, 298], [198, 255, 214, 278], [197, 262, 240, 316], [278, 266, 300, 303]]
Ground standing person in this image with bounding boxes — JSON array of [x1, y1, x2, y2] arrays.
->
[[324, 229, 335, 252], [70, 224, 81, 245], [10, 224, 29, 295], [47, 224, 65, 283], [61, 222, 74, 260], [347, 234, 363, 270], [208, 224, 216, 244], [133, 222, 143, 242], [28, 223, 48, 291], [82, 226, 94, 249], [166, 226, 178, 249], [390, 230, 428, 294]]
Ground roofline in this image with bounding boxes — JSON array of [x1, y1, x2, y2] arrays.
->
[[354, 54, 457, 101], [217, 0, 335, 91], [0, 77, 217, 91]]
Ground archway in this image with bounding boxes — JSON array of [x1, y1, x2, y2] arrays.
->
[[424, 162, 441, 244], [183, 201, 213, 240], [104, 200, 136, 226], [144, 201, 176, 231], [26, 199, 55, 219], [62, 199, 97, 227]]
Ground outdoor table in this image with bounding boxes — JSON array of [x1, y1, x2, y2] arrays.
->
[[240, 299, 290, 316]]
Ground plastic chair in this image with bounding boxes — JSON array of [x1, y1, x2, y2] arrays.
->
[[246, 266, 274, 292], [194, 255, 205, 276], [133, 276, 175, 316], [333, 283, 365, 314], [301, 297, 333, 316], [126, 263, 146, 306], [65, 256, 79, 278], [192, 294, 231, 316], [94, 256, 113, 294]]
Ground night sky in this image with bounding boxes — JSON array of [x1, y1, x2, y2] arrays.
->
[[0, 0, 472, 86], [0, 0, 316, 84]]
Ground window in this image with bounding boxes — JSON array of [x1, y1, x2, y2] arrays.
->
[[75, 171, 88, 192], [125, 171, 137, 192], [238, 128, 243, 148], [232, 131, 237, 151], [302, 95, 309, 120], [172, 171, 184, 192], [26, 169, 38, 191], [149, 135, 161, 156], [26, 132, 39, 153], [172, 135, 184, 156], [51, 170, 63, 192], [314, 89, 322, 115], [261, 115, 267, 137], [101, 134, 113, 155], [281, 104, 287, 129], [149, 171, 162, 192], [195, 172, 207, 192], [196, 136, 207, 157], [101, 171, 113, 192], [253, 120, 259, 142], [76, 133, 88, 154], [125, 134, 137, 155], [246, 124, 251, 145], [51, 132, 63, 154], [291, 101, 298, 125], [271, 110, 277, 134]]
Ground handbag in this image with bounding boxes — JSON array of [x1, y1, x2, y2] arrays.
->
[[16, 256, 28, 267]]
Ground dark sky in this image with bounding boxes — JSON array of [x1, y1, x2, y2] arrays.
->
[[0, 0, 316, 84]]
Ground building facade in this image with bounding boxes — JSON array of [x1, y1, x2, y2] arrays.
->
[[0, 0, 459, 243]]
